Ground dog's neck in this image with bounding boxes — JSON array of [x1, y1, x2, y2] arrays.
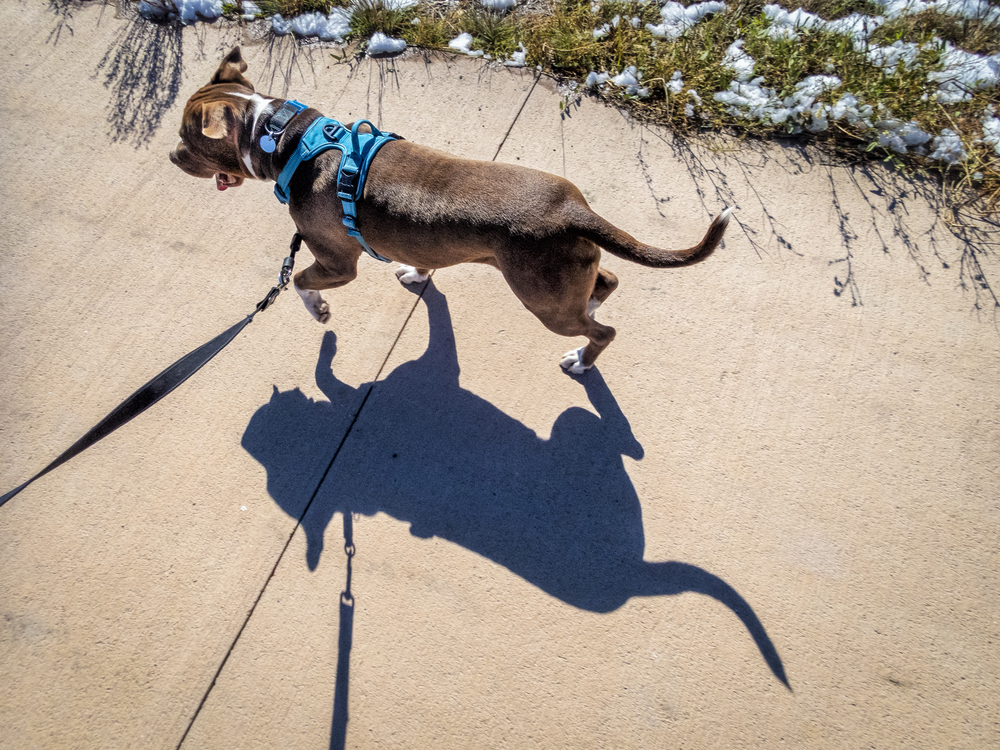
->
[[231, 93, 317, 184]]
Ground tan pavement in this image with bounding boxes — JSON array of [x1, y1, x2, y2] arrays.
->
[[2, 2, 998, 748]]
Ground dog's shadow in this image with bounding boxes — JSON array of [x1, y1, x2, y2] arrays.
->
[[242, 281, 788, 687]]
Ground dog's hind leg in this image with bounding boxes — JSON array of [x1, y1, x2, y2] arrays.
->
[[503, 239, 617, 374], [588, 267, 619, 318], [557, 315, 617, 375], [565, 268, 619, 371]]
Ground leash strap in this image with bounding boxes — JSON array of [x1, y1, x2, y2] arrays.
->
[[273, 117, 400, 263], [0, 234, 302, 508], [330, 510, 355, 746]]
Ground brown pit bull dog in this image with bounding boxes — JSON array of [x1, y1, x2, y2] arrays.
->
[[170, 47, 731, 374]]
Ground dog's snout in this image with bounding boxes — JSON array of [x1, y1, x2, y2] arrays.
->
[[168, 140, 185, 167], [168, 142, 214, 179]]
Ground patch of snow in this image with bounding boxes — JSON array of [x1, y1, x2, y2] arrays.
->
[[788, 75, 842, 132], [867, 39, 924, 70], [980, 108, 1000, 154], [505, 43, 528, 67], [824, 12, 884, 42], [830, 92, 874, 129], [646, 1, 726, 40], [874, 114, 932, 154], [714, 77, 781, 123], [270, 10, 351, 41], [270, 13, 290, 34], [585, 71, 611, 87], [611, 66, 649, 97], [721, 39, 755, 82], [927, 128, 967, 163], [762, 5, 884, 44], [929, 44, 1000, 103], [870, 0, 1000, 25], [449, 32, 485, 57], [241, 1, 261, 20], [685, 90, 702, 117], [762, 5, 824, 38], [368, 32, 407, 55], [667, 70, 684, 95], [138, 0, 223, 23]]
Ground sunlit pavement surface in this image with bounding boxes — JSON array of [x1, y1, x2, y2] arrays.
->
[[1, 3, 998, 748]]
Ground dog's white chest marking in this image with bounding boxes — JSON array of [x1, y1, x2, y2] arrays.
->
[[230, 92, 273, 179]]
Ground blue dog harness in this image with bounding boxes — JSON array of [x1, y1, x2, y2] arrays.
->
[[269, 102, 401, 263]]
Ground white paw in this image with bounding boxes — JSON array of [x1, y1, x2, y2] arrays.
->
[[296, 285, 331, 324], [395, 265, 429, 285], [559, 347, 591, 375]]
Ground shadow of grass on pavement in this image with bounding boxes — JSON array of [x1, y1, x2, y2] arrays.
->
[[643, 119, 1000, 312], [95, 14, 184, 146]]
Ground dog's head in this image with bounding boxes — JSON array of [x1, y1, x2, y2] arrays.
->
[[169, 47, 257, 191]]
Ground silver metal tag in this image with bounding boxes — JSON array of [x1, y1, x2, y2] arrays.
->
[[260, 134, 276, 153]]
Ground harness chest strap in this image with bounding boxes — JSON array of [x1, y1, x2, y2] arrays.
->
[[273, 116, 401, 263]]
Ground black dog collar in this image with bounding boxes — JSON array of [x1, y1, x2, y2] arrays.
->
[[260, 100, 307, 153]]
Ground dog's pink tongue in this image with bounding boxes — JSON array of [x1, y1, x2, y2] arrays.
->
[[215, 173, 228, 191]]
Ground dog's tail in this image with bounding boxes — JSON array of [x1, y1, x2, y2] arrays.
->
[[577, 207, 732, 268]]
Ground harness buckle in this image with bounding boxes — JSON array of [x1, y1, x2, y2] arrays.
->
[[337, 164, 360, 201], [323, 122, 345, 140], [342, 216, 360, 234]]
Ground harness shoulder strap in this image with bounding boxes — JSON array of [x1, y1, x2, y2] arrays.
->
[[274, 117, 400, 263]]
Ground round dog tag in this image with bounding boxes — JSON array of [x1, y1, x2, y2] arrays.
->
[[260, 134, 276, 153]]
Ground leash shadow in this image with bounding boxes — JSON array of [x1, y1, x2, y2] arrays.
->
[[242, 281, 789, 737]]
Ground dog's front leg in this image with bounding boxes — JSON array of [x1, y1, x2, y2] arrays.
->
[[293, 256, 359, 325], [394, 265, 431, 285], [294, 282, 331, 323]]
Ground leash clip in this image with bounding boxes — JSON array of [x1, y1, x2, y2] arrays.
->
[[279, 232, 303, 289], [256, 233, 303, 313], [278, 256, 294, 289], [255, 285, 281, 313]]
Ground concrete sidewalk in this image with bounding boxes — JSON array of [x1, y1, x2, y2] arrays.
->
[[1, 2, 997, 748]]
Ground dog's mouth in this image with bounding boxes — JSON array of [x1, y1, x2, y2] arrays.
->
[[215, 172, 244, 191]]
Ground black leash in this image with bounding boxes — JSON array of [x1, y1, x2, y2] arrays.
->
[[0, 234, 303, 508]]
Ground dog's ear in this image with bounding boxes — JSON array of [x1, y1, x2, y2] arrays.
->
[[200, 101, 236, 139], [210, 46, 253, 89]]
